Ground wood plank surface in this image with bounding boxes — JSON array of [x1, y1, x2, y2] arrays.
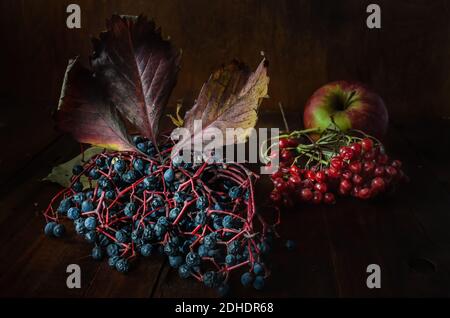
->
[[1, 114, 448, 297]]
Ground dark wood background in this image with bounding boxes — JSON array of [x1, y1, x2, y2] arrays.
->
[[1, 0, 450, 298]]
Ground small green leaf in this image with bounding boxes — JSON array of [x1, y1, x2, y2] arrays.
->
[[43, 146, 105, 188]]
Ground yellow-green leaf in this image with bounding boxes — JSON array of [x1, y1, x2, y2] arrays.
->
[[43, 147, 105, 188]]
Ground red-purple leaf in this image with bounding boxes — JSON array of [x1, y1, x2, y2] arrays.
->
[[91, 14, 181, 143], [56, 57, 136, 151]]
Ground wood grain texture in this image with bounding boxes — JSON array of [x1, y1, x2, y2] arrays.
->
[[1, 114, 450, 297], [1, 0, 449, 120]]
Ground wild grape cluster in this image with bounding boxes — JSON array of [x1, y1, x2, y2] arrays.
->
[[44, 137, 272, 295], [266, 128, 407, 206]]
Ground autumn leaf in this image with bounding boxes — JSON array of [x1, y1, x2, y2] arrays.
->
[[56, 57, 136, 151], [172, 58, 269, 155], [91, 14, 181, 145], [43, 146, 105, 188]]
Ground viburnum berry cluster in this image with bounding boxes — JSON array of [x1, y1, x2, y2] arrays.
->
[[44, 137, 273, 295], [264, 126, 407, 206]]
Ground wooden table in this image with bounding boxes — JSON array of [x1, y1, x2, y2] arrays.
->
[[1, 113, 449, 297]]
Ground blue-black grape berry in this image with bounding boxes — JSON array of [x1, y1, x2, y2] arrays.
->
[[286, 239, 296, 251], [115, 258, 129, 273], [115, 230, 128, 243], [84, 230, 96, 243], [108, 256, 120, 267], [88, 168, 100, 180], [169, 255, 183, 268], [124, 202, 137, 217], [196, 196, 208, 210], [44, 222, 56, 236], [81, 200, 94, 213], [227, 241, 240, 255], [105, 190, 116, 200], [72, 181, 83, 193], [84, 216, 97, 230], [168, 207, 180, 221], [222, 215, 234, 228], [57, 198, 72, 214], [228, 186, 242, 199], [195, 212, 206, 225], [92, 246, 103, 260], [253, 275, 265, 290], [72, 193, 85, 205], [114, 159, 126, 174], [136, 142, 147, 153], [225, 254, 236, 266], [67, 207, 81, 220], [178, 264, 191, 279], [140, 244, 153, 257], [185, 251, 201, 267], [106, 243, 120, 257], [72, 164, 83, 175], [52, 223, 65, 237], [164, 168, 175, 183], [240, 272, 254, 287], [203, 271, 221, 288], [253, 262, 264, 275], [133, 159, 144, 173]]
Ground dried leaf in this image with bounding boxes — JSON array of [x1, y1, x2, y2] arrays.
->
[[43, 147, 105, 188], [91, 14, 181, 143], [56, 58, 136, 151], [173, 58, 269, 154]]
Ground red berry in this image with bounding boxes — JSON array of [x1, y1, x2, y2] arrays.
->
[[349, 162, 362, 174], [299, 188, 313, 201], [287, 138, 299, 147], [350, 143, 362, 158], [341, 170, 353, 180], [352, 174, 364, 185], [305, 170, 316, 181], [281, 167, 291, 175], [289, 175, 302, 185], [315, 171, 327, 183], [358, 187, 372, 199], [271, 170, 283, 180], [270, 191, 281, 202], [385, 166, 398, 178], [391, 160, 402, 169], [289, 165, 301, 176], [377, 153, 389, 165], [279, 138, 290, 149], [340, 179, 353, 192], [323, 193, 336, 204], [281, 149, 294, 161], [363, 150, 376, 161], [301, 179, 314, 189], [314, 182, 328, 193], [312, 191, 323, 204], [330, 157, 344, 170], [340, 146, 354, 160], [361, 138, 373, 152], [339, 186, 350, 196], [351, 185, 362, 197], [371, 177, 385, 191], [363, 161, 375, 174], [326, 167, 340, 179], [374, 166, 385, 177]]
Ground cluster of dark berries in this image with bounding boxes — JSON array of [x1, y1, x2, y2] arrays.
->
[[44, 137, 273, 295], [265, 127, 407, 207]]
